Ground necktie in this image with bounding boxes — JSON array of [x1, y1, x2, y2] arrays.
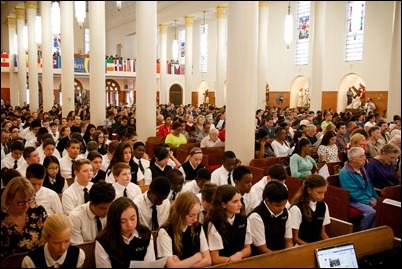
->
[[123, 188, 127, 197], [13, 160, 18, 169], [227, 172, 232, 185], [84, 187, 90, 203], [95, 216, 102, 232], [171, 191, 176, 201], [151, 204, 159, 230], [71, 159, 75, 178], [138, 159, 145, 173]]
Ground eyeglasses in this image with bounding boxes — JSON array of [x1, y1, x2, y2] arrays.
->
[[16, 198, 35, 206]]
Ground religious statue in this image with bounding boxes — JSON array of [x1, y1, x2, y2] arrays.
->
[[346, 87, 354, 106], [297, 88, 304, 107], [265, 82, 270, 102], [204, 89, 209, 104], [303, 88, 310, 108]]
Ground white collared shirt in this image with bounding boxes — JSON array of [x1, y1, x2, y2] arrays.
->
[[59, 155, 84, 179], [113, 181, 142, 200], [62, 181, 93, 215], [133, 191, 170, 231], [211, 166, 234, 186], [248, 203, 292, 247], [35, 186, 64, 215], [69, 202, 106, 244], [157, 225, 209, 258], [207, 215, 252, 251], [289, 200, 331, 230], [95, 230, 156, 268], [21, 243, 85, 268], [181, 180, 202, 195]]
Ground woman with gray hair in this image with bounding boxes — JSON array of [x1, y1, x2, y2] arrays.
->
[[366, 143, 400, 189], [339, 147, 378, 231]]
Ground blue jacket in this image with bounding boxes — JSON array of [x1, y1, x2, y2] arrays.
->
[[339, 162, 378, 205]]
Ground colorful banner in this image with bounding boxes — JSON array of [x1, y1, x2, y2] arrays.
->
[[74, 57, 90, 73]]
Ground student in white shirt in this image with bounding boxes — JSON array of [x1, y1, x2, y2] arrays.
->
[[133, 176, 171, 231], [62, 158, 94, 215], [95, 197, 156, 268], [112, 162, 142, 200], [182, 167, 211, 195], [21, 213, 86, 268], [16, 146, 40, 177], [250, 164, 290, 209], [157, 191, 212, 267], [211, 150, 239, 186], [1, 140, 26, 170], [233, 165, 260, 215], [59, 139, 84, 180], [69, 180, 116, 244], [26, 163, 63, 216], [166, 168, 185, 201]]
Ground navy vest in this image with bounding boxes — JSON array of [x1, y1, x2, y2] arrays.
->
[[296, 201, 326, 243], [216, 214, 247, 257], [29, 245, 79, 268], [166, 222, 201, 259], [180, 161, 205, 181]]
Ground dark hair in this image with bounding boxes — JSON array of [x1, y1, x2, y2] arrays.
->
[[10, 140, 25, 152], [196, 167, 211, 181], [201, 182, 217, 203], [96, 197, 151, 266], [222, 150, 236, 161], [133, 141, 145, 150], [320, 131, 337, 146], [22, 146, 37, 160], [89, 181, 116, 205], [87, 151, 103, 161], [150, 147, 169, 166], [263, 181, 288, 202], [0, 168, 21, 187], [26, 163, 46, 180], [204, 184, 240, 243], [291, 138, 311, 156], [233, 165, 252, 181], [265, 164, 288, 181], [149, 176, 171, 196], [290, 174, 327, 221]]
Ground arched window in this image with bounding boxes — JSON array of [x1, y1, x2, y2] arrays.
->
[[105, 79, 120, 106], [296, 1, 311, 65], [345, 1, 365, 61]]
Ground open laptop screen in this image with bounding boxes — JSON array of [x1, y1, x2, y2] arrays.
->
[[315, 242, 359, 268]]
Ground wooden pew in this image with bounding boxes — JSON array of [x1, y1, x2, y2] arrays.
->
[[0, 252, 28, 268], [208, 226, 395, 268], [201, 146, 225, 172], [285, 176, 303, 201], [76, 241, 96, 268], [145, 136, 164, 159], [175, 142, 200, 164], [380, 185, 401, 201], [326, 217, 353, 238], [376, 197, 401, 238], [249, 166, 265, 185]]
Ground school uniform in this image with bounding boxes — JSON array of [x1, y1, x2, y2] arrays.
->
[[21, 243, 85, 268], [289, 200, 330, 243], [133, 191, 170, 231], [179, 161, 205, 181], [35, 186, 64, 215], [211, 166, 234, 186], [207, 214, 252, 257], [43, 175, 68, 194], [143, 163, 172, 185], [95, 230, 155, 268], [157, 222, 209, 259], [248, 201, 292, 251], [181, 180, 202, 195], [113, 181, 142, 200], [62, 181, 93, 215]]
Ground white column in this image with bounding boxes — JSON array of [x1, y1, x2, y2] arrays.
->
[[310, 1, 325, 113], [7, 16, 19, 107], [60, 2, 75, 117], [257, 1, 269, 110], [26, 1, 39, 112], [15, 5, 27, 106], [215, 4, 227, 107], [388, 1, 401, 118], [136, 1, 157, 141], [41, 1, 54, 113], [184, 15, 193, 105], [159, 23, 168, 104], [226, 2, 258, 165], [89, 2, 106, 127]]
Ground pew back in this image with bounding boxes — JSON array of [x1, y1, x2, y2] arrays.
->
[[208, 226, 395, 268]]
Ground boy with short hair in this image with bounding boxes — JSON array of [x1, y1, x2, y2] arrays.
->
[[248, 181, 293, 254], [112, 162, 142, 200]]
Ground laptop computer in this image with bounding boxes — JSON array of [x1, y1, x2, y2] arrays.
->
[[315, 242, 359, 268]]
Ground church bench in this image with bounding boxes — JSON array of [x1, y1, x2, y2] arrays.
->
[[207, 226, 395, 268], [375, 197, 401, 238]]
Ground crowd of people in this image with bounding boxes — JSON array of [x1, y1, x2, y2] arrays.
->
[[0, 99, 400, 267]]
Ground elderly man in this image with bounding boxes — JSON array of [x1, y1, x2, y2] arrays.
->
[[200, 128, 224, 148], [339, 147, 378, 231]]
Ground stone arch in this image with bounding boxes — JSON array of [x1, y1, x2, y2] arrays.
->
[[337, 73, 366, 112], [105, 79, 121, 106]]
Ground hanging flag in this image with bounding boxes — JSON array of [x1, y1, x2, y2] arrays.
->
[[1, 52, 9, 67]]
